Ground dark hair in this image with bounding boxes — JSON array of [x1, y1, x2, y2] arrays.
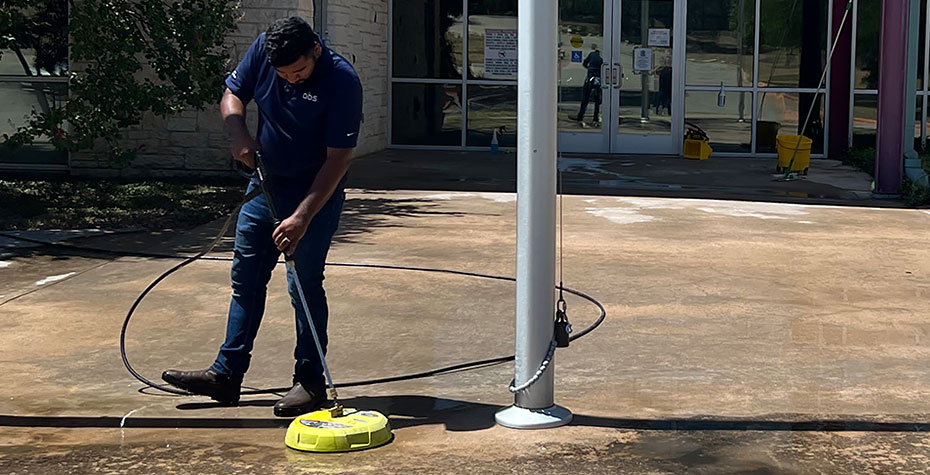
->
[[264, 16, 318, 68]]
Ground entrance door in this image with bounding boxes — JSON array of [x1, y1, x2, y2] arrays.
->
[[559, 0, 683, 155]]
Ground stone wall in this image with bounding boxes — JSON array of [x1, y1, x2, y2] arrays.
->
[[323, 0, 389, 157], [71, 0, 390, 176]]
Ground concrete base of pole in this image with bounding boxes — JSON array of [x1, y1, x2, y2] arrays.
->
[[495, 404, 573, 429]]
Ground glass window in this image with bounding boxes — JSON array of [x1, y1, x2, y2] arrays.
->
[[684, 91, 752, 152], [851, 94, 877, 148], [758, 0, 827, 88], [392, 83, 463, 146], [467, 0, 518, 79], [559, 0, 606, 133], [758, 91, 826, 153], [853, 0, 881, 90], [916, 96, 924, 148], [392, 0, 464, 79], [0, 81, 69, 139], [851, 95, 924, 150], [918, 0, 927, 91], [685, 0, 755, 87], [0, 0, 69, 77], [466, 84, 517, 147], [618, 0, 675, 136]]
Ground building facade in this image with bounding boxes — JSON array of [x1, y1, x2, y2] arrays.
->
[[0, 0, 924, 175]]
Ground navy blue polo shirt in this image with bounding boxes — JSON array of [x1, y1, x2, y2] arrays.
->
[[226, 33, 363, 178]]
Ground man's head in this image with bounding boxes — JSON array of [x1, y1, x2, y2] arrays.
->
[[264, 16, 322, 84]]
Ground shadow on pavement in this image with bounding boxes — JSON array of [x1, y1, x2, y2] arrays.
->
[[3, 395, 929, 433]]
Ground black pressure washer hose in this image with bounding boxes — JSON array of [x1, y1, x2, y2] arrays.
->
[[0, 193, 606, 399]]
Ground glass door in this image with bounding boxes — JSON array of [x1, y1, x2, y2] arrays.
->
[[559, 0, 683, 155], [558, 0, 612, 153], [611, 0, 682, 154]]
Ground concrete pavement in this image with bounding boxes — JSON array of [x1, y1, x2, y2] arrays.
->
[[1, 190, 930, 473]]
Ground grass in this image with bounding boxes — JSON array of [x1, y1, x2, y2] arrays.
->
[[0, 177, 245, 231]]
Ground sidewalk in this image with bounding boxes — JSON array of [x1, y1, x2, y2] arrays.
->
[[1, 185, 929, 472], [348, 150, 887, 206]]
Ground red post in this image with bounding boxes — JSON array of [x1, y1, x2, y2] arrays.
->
[[875, 0, 910, 195], [828, 0, 853, 160]]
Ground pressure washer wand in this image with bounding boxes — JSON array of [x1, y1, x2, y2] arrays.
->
[[252, 153, 342, 412]]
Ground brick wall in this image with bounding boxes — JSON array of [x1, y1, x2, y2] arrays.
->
[[71, 0, 389, 176]]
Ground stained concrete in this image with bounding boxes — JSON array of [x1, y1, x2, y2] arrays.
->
[[348, 150, 889, 206], [2, 188, 930, 473]]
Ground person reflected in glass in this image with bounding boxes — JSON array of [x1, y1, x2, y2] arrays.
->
[[571, 44, 603, 126], [654, 60, 672, 115]]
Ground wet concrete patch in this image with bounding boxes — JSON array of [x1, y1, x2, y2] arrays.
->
[[2, 428, 930, 474]]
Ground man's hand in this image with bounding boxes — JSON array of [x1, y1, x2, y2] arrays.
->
[[231, 135, 260, 169], [272, 214, 310, 256]]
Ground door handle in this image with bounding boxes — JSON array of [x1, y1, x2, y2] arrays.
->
[[613, 62, 622, 89], [601, 64, 610, 89]]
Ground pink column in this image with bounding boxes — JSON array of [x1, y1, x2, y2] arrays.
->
[[875, 0, 910, 195]]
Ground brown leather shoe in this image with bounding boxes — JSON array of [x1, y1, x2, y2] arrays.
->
[[274, 382, 326, 417], [161, 368, 241, 405]]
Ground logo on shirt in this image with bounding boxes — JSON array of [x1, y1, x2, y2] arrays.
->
[[231, 70, 238, 79], [302, 92, 318, 102]]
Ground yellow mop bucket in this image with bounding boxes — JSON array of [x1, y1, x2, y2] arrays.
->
[[776, 135, 812, 173], [683, 122, 712, 160]]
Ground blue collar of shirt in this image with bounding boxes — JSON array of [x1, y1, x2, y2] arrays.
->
[[306, 46, 334, 85]]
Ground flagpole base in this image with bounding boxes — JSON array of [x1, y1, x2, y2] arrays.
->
[[495, 404, 572, 429]]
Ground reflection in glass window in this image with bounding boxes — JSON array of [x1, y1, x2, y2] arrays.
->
[[392, 83, 463, 146], [618, 0, 674, 136], [758, 91, 825, 153], [466, 85, 517, 147], [392, 0, 464, 79], [919, 0, 927, 90], [851, 94, 877, 148], [0, 81, 69, 139], [559, 0, 606, 133], [851, 95, 924, 150], [854, 0, 926, 91], [854, 1, 881, 90], [758, 0, 827, 88], [0, 0, 69, 77], [467, 0, 518, 79], [685, 0, 755, 87], [684, 91, 752, 152]]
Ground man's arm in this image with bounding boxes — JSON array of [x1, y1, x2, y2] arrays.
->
[[220, 88, 260, 168], [272, 146, 354, 255]]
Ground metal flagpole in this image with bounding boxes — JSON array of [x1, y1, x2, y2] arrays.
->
[[495, 0, 572, 430]]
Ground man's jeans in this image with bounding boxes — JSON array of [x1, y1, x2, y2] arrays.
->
[[211, 176, 344, 388]]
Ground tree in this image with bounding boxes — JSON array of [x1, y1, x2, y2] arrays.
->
[[0, 0, 238, 163]]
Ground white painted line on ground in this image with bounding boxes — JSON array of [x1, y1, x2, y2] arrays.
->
[[585, 207, 656, 225], [421, 192, 517, 203], [35, 272, 77, 286]]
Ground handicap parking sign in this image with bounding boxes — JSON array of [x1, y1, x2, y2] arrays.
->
[[571, 50, 582, 63]]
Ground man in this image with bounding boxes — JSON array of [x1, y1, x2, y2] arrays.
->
[[162, 16, 363, 417], [572, 44, 603, 124]]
